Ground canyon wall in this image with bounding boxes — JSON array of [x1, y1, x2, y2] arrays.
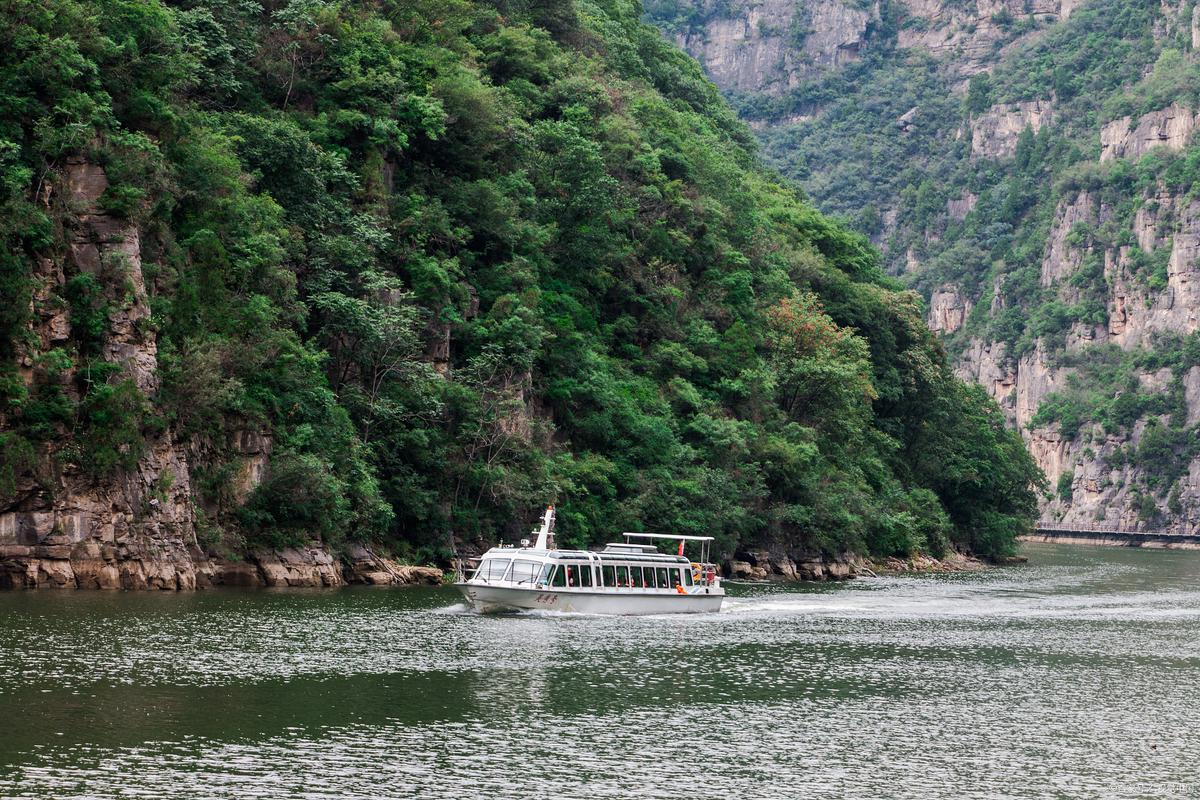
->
[[952, 99, 1200, 532], [672, 0, 877, 94], [668, 0, 1076, 94], [0, 154, 440, 589], [651, 0, 1200, 533]]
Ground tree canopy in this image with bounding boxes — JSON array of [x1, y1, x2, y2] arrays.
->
[[0, 0, 1042, 562]]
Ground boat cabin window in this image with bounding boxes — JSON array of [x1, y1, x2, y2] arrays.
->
[[578, 564, 593, 587], [682, 566, 694, 586], [642, 567, 655, 588], [602, 565, 615, 587], [563, 565, 578, 587], [657, 567, 670, 588], [477, 558, 512, 581], [550, 566, 567, 588], [615, 566, 629, 587], [509, 559, 540, 584]]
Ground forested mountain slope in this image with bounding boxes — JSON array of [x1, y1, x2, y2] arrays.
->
[[649, 0, 1200, 531], [0, 0, 1037, 588]]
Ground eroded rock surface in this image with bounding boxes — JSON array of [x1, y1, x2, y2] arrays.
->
[[675, 0, 874, 94], [971, 100, 1054, 159], [729, 547, 859, 581], [927, 285, 972, 333], [1100, 105, 1199, 163], [897, 0, 1074, 67], [1, 153, 439, 590]]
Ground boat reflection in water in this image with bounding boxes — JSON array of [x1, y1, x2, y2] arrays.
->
[[455, 506, 724, 614]]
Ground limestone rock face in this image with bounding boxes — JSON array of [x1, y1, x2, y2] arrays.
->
[[1031, 414, 1200, 533], [1042, 191, 1105, 288], [1105, 196, 1200, 349], [731, 546, 858, 581], [64, 155, 159, 395], [344, 544, 444, 585], [897, 0, 1073, 67], [254, 546, 344, 588], [959, 184, 1200, 532], [947, 191, 977, 220], [1, 153, 206, 591], [1100, 105, 1200, 163], [228, 429, 273, 504], [668, 0, 1076, 99], [970, 100, 1054, 159], [927, 285, 971, 333], [1013, 342, 1063, 430], [675, 0, 874, 94], [1, 153, 438, 590], [955, 338, 1016, 422], [651, 0, 1200, 534]]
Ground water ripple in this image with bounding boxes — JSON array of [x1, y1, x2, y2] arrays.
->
[[0, 543, 1198, 798]]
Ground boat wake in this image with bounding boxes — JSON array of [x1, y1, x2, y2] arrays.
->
[[721, 596, 867, 615], [430, 602, 476, 615]]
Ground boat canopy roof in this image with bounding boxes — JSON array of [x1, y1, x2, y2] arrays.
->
[[478, 545, 689, 564], [623, 532, 714, 542], [475, 528, 715, 565], [603, 543, 659, 554]]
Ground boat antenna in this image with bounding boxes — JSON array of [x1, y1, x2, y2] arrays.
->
[[533, 505, 555, 550]]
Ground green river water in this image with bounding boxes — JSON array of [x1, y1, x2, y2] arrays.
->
[[0, 542, 1198, 799]]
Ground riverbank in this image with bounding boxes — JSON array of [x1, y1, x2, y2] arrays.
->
[[1019, 531, 1200, 549], [0, 543, 442, 590], [3, 538, 1003, 591], [866, 550, 994, 575], [724, 548, 994, 582]]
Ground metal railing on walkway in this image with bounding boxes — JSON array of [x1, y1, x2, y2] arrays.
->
[[1032, 522, 1199, 538]]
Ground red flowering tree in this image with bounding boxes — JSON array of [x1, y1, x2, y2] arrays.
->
[[764, 293, 877, 438]]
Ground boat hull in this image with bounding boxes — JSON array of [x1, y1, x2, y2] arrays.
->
[[455, 583, 724, 615]]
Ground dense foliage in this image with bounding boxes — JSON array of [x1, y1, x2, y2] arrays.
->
[[0, 0, 1040, 562]]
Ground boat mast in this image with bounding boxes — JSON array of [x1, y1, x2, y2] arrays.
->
[[533, 505, 556, 550]]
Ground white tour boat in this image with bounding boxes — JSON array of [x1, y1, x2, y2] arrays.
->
[[455, 506, 724, 614]]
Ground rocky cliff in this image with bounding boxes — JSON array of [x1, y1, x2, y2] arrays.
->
[[0, 154, 440, 590], [669, 0, 877, 95], [970, 100, 1055, 159], [660, 0, 1077, 99], [953, 138, 1200, 531], [896, 0, 1076, 64], [648, 0, 1200, 532]]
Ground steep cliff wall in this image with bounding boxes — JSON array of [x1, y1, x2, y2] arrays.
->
[[971, 100, 1055, 159], [950, 107, 1200, 530], [662, 0, 1076, 96], [670, 0, 876, 94], [1, 155, 203, 589], [1100, 104, 1200, 162], [649, 0, 1200, 532], [0, 155, 439, 589], [896, 0, 1075, 69]]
